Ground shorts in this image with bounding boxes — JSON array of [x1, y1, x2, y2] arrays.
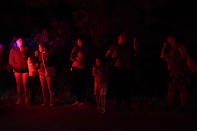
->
[[94, 82, 107, 96]]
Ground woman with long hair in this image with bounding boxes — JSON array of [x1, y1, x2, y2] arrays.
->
[[38, 42, 56, 107], [105, 32, 134, 111], [70, 37, 89, 107], [27, 50, 40, 103]]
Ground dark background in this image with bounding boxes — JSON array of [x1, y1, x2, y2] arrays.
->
[[0, 0, 196, 42], [0, 0, 196, 57]]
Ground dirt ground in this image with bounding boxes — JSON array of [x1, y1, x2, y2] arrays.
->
[[0, 98, 197, 131]]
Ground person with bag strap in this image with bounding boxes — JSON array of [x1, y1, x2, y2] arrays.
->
[[38, 42, 56, 107], [160, 35, 191, 109]]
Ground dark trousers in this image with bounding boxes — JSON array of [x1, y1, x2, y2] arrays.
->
[[110, 67, 133, 109], [29, 76, 40, 102], [71, 68, 88, 102]]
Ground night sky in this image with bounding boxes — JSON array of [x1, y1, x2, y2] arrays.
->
[[0, 1, 196, 39], [0, 0, 196, 61]]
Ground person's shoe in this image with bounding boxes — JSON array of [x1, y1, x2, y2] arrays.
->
[[25, 98, 30, 105], [40, 103, 47, 107], [100, 108, 106, 114], [49, 99, 54, 107], [72, 101, 79, 106], [49, 100, 54, 107], [16, 98, 21, 105], [49, 103, 54, 107]]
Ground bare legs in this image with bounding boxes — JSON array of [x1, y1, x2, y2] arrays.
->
[[39, 72, 55, 107], [95, 84, 107, 113], [39, 74, 47, 106], [46, 76, 54, 106], [14, 72, 29, 104]]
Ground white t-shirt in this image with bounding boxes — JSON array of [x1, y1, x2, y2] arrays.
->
[[27, 57, 38, 76]]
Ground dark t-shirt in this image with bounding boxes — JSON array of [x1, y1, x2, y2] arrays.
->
[[107, 43, 134, 69]]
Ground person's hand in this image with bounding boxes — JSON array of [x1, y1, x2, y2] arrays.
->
[[160, 55, 164, 59], [76, 56, 80, 61], [163, 57, 169, 61], [33, 63, 39, 68], [105, 49, 111, 58]]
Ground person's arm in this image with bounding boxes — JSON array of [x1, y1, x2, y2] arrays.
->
[[165, 45, 187, 61], [33, 63, 39, 69], [162, 45, 188, 62], [70, 45, 77, 62], [160, 42, 167, 59], [133, 38, 139, 57], [160, 42, 179, 62], [9, 48, 15, 67], [32, 59, 39, 69], [27, 57, 31, 69], [178, 45, 188, 59], [92, 65, 96, 77], [37, 55, 41, 72], [105, 48, 112, 59]]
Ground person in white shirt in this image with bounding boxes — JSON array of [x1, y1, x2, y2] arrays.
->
[[27, 50, 39, 104]]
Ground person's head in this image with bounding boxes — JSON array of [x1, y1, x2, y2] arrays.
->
[[95, 55, 105, 66], [38, 42, 47, 53], [34, 50, 39, 57], [166, 35, 176, 46], [76, 38, 82, 47], [38, 43, 43, 53], [96, 58, 102, 66], [117, 32, 126, 45], [16, 38, 23, 48]]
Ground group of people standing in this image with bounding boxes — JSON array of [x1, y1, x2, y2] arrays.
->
[[8, 32, 196, 113], [9, 39, 56, 107]]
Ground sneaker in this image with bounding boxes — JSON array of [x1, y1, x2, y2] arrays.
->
[[49, 99, 54, 107], [100, 108, 106, 114], [40, 103, 47, 107], [16, 98, 21, 105], [49, 103, 54, 107], [25, 98, 30, 105], [72, 101, 79, 106]]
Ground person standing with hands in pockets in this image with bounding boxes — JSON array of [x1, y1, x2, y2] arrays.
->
[[9, 37, 30, 105]]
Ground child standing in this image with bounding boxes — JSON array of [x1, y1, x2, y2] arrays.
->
[[27, 50, 39, 103], [92, 57, 109, 113]]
